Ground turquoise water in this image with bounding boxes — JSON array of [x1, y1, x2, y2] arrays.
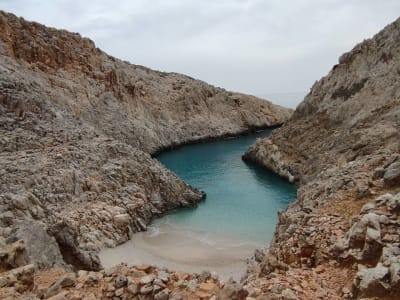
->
[[156, 130, 297, 243]]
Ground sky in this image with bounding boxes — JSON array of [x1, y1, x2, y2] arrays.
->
[[2, 1, 400, 107]]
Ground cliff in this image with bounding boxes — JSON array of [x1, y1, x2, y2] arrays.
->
[[244, 17, 400, 299], [0, 8, 291, 279]]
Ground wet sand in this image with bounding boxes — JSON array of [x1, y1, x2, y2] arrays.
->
[[99, 222, 263, 281]]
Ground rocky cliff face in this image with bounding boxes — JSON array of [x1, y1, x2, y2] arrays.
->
[[244, 17, 400, 298], [0, 9, 291, 275]]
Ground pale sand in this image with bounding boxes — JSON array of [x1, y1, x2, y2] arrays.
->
[[99, 222, 263, 281]]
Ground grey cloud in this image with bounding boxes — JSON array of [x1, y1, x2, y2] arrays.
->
[[2, 0, 400, 107]]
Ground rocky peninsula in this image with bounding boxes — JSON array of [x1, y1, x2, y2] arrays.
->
[[244, 16, 400, 299], [0, 10, 291, 299]]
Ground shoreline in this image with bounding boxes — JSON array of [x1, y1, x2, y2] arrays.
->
[[150, 123, 282, 157], [99, 222, 264, 281]]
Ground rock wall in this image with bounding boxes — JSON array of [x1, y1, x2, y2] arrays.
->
[[0, 10, 291, 273], [243, 17, 400, 299]]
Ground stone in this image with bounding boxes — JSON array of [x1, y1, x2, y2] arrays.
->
[[356, 263, 390, 297], [140, 284, 153, 294], [381, 246, 400, 266], [77, 270, 88, 279], [158, 270, 170, 283], [154, 278, 166, 288], [154, 288, 170, 300], [187, 279, 198, 292], [199, 282, 217, 292], [139, 274, 155, 285], [362, 227, 382, 259], [0, 276, 7, 288], [126, 283, 139, 295], [389, 262, 400, 288], [41, 274, 75, 298], [114, 275, 127, 288], [281, 288, 298, 300], [360, 203, 375, 214], [254, 249, 265, 262], [57, 274, 76, 288], [348, 213, 380, 249], [219, 282, 248, 300], [114, 287, 124, 297], [113, 214, 130, 227], [386, 193, 400, 212], [376, 193, 394, 206], [136, 265, 153, 273], [199, 270, 211, 282], [384, 162, 400, 186]]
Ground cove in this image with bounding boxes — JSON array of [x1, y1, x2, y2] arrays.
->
[[100, 130, 297, 279]]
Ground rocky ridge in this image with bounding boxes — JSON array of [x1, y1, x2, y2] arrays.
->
[[0, 261, 251, 300], [243, 16, 400, 298], [0, 7, 291, 286]]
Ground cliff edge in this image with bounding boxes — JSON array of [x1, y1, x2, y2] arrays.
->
[[244, 17, 400, 299]]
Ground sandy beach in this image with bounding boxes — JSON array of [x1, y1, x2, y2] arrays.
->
[[99, 221, 263, 281]]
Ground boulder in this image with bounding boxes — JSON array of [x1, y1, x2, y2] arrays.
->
[[139, 274, 155, 285], [7, 220, 65, 269], [386, 193, 400, 212], [218, 282, 248, 300], [0, 240, 29, 270], [384, 162, 400, 186], [348, 213, 380, 249], [360, 203, 375, 214], [45, 274, 76, 298], [389, 263, 400, 288], [114, 275, 127, 288], [282, 288, 298, 300], [355, 263, 390, 298], [154, 288, 170, 300], [113, 214, 130, 227], [362, 227, 382, 259]]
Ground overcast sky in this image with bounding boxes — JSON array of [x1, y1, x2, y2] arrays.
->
[[2, 1, 400, 107]]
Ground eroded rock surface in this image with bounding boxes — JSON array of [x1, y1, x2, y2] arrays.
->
[[0, 8, 291, 276], [244, 16, 400, 299]]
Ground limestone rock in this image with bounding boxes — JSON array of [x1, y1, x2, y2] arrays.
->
[[113, 214, 130, 227], [384, 162, 400, 186], [139, 275, 155, 285], [7, 220, 65, 269], [244, 13, 400, 299], [219, 282, 248, 300], [114, 275, 127, 288], [154, 288, 170, 300], [0, 9, 291, 273], [354, 263, 390, 298]]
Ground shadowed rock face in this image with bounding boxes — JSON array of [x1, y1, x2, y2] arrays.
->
[[0, 10, 291, 271], [244, 17, 400, 299]]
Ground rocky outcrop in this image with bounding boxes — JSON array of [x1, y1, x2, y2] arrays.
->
[[244, 16, 400, 299], [0, 9, 291, 275], [0, 10, 291, 155], [0, 263, 252, 300]]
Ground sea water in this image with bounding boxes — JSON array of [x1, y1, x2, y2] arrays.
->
[[100, 130, 297, 279]]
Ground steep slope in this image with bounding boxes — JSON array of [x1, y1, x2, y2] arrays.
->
[[0, 11, 291, 155], [0, 10, 291, 272], [244, 17, 400, 298]]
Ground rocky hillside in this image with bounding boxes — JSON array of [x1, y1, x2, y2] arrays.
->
[[244, 17, 400, 298], [0, 8, 291, 277]]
